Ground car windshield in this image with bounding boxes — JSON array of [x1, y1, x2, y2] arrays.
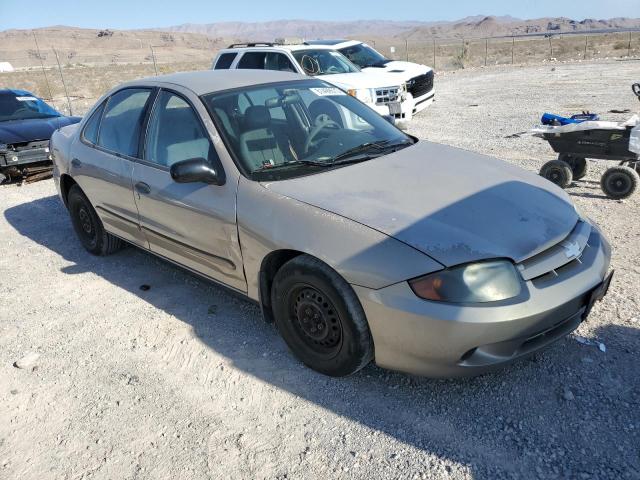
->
[[339, 43, 390, 68], [291, 50, 360, 76], [0, 90, 60, 122], [202, 80, 414, 181]]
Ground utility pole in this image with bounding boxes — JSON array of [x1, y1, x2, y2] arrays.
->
[[432, 38, 436, 69], [511, 37, 515, 64], [584, 35, 588, 60], [484, 38, 488, 66], [31, 31, 53, 101]]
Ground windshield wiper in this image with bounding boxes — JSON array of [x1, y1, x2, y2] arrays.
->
[[254, 159, 329, 172], [331, 139, 414, 164]]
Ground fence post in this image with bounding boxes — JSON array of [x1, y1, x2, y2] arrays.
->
[[511, 37, 515, 64], [31, 31, 53, 102], [484, 38, 488, 66], [548, 36, 553, 59], [628, 32, 632, 57], [52, 48, 73, 116], [584, 35, 588, 60], [432, 38, 436, 69], [405, 38, 409, 62], [150, 45, 158, 75]]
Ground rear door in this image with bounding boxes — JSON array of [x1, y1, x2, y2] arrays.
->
[[70, 88, 153, 246], [131, 87, 245, 291]]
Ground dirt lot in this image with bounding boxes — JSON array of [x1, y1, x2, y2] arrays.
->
[[1, 60, 639, 480]]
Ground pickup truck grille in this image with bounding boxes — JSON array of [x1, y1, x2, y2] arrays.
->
[[375, 86, 402, 105], [407, 71, 434, 98]]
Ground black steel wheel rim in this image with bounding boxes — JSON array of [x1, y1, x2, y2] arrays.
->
[[75, 204, 97, 247], [606, 173, 631, 195], [288, 285, 342, 358]]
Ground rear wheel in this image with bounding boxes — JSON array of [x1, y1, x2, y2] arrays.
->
[[271, 255, 373, 377], [559, 154, 588, 180], [540, 159, 573, 188], [67, 185, 123, 255], [600, 166, 639, 200]]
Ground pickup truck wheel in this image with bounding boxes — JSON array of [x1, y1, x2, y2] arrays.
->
[[540, 159, 573, 189], [600, 166, 639, 199], [271, 255, 373, 377], [68, 185, 123, 255]]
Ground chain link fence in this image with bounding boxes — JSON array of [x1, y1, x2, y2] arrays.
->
[[1, 31, 638, 117]]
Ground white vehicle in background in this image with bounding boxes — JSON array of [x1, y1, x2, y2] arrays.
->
[[212, 42, 414, 125], [306, 40, 435, 116]]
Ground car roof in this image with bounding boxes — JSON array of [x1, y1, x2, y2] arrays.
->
[[305, 40, 361, 48], [129, 70, 307, 95], [221, 44, 336, 53]]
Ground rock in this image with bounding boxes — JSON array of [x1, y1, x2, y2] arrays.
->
[[562, 388, 575, 401], [13, 352, 40, 370]]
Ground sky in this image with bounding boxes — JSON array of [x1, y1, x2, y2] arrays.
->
[[0, 0, 638, 30]]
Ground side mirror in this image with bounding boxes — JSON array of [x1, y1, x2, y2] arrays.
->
[[170, 158, 224, 185]]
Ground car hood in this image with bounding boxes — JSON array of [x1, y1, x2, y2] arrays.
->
[[262, 141, 578, 267], [0, 116, 81, 144], [319, 71, 405, 89], [362, 61, 430, 80]]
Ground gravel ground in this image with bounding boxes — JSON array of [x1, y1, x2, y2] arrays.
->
[[1, 60, 639, 480]]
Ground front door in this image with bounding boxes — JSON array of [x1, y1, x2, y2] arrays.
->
[[132, 88, 245, 292]]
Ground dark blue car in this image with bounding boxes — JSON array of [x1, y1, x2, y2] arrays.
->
[[0, 89, 81, 183]]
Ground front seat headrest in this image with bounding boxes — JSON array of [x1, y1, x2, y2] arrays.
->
[[244, 105, 271, 131]]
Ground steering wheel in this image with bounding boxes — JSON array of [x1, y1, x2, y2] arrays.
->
[[304, 114, 340, 154], [325, 65, 340, 74], [633, 83, 640, 100]]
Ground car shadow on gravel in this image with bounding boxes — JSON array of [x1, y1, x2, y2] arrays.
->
[[6, 194, 640, 479]]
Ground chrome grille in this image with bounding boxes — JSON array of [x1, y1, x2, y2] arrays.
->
[[375, 86, 402, 105]]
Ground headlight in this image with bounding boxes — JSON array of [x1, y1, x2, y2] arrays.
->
[[347, 88, 374, 104], [408, 260, 521, 303]]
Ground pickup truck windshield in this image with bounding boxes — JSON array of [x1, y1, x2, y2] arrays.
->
[[339, 43, 390, 68], [0, 91, 60, 122], [202, 80, 413, 181], [292, 50, 359, 76]]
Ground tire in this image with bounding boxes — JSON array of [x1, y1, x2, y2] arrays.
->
[[67, 185, 123, 255], [271, 255, 374, 377], [540, 159, 573, 188], [559, 154, 588, 180], [600, 166, 639, 200]]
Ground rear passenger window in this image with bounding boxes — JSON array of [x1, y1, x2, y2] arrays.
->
[[237, 52, 266, 69], [214, 53, 237, 69], [82, 101, 105, 145], [98, 89, 151, 157]]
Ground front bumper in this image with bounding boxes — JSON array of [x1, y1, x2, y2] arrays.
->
[[0, 141, 52, 170], [353, 227, 611, 377]]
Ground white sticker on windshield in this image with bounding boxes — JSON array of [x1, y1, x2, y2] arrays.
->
[[310, 87, 346, 97], [16, 96, 38, 102]]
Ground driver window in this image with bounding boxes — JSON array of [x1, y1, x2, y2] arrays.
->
[[144, 91, 216, 168]]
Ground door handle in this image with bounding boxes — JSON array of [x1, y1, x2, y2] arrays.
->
[[134, 182, 151, 195], [71, 158, 82, 168]]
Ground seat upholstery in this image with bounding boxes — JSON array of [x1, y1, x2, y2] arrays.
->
[[239, 105, 287, 170]]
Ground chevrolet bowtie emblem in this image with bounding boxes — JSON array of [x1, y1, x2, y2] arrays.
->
[[561, 240, 581, 259]]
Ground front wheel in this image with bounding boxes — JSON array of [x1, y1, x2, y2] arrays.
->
[[68, 185, 123, 255], [540, 159, 573, 188], [559, 154, 588, 180], [271, 255, 374, 377], [600, 166, 639, 199]]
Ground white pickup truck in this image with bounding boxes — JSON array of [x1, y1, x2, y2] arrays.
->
[[307, 40, 435, 116], [212, 43, 414, 124]]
